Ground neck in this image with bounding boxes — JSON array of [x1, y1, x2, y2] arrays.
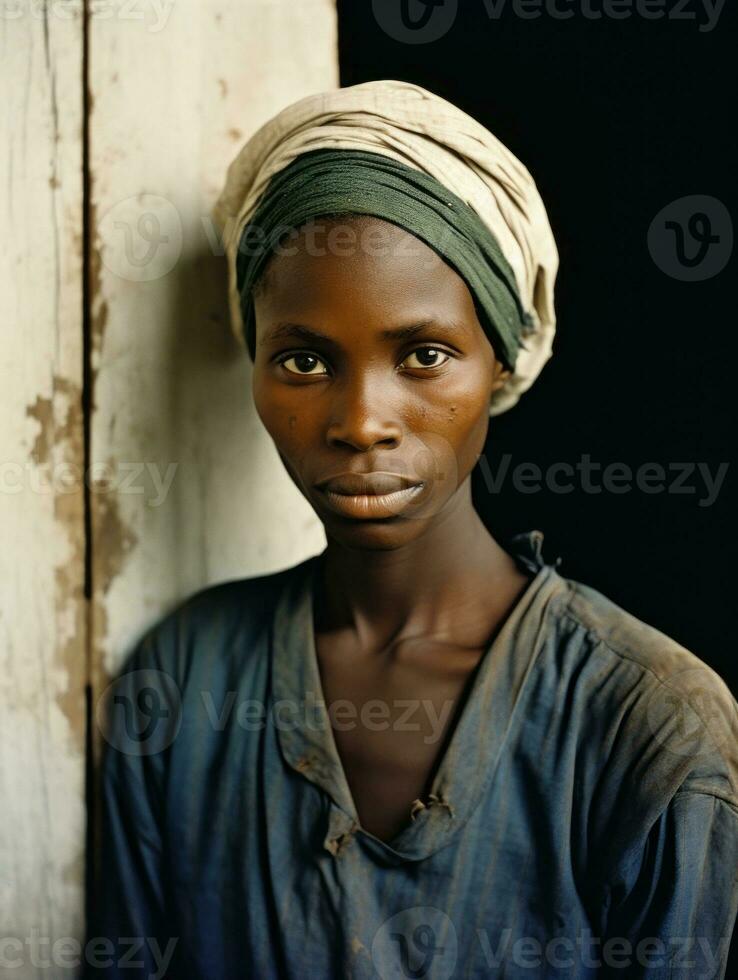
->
[[314, 479, 522, 654]]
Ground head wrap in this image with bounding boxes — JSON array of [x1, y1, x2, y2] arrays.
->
[[213, 80, 559, 416]]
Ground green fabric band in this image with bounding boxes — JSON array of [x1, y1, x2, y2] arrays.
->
[[236, 148, 532, 370]]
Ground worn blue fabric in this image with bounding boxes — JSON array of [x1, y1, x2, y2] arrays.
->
[[86, 531, 738, 979]]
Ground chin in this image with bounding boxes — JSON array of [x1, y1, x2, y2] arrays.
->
[[321, 515, 430, 551]]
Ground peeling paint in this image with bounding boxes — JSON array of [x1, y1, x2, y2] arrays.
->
[[26, 395, 53, 466], [54, 518, 86, 757], [88, 198, 109, 415], [89, 456, 138, 708], [25, 375, 82, 466], [93, 463, 138, 596], [86, 195, 135, 752], [21, 374, 88, 756], [53, 378, 85, 757]]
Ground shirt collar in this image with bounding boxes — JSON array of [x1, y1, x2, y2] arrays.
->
[[270, 530, 567, 862]]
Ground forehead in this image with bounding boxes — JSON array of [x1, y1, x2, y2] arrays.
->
[[254, 215, 479, 327]]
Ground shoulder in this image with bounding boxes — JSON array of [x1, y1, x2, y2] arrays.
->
[[117, 554, 316, 686], [95, 557, 318, 785], [555, 572, 713, 683], [547, 570, 738, 808], [544, 573, 738, 915]]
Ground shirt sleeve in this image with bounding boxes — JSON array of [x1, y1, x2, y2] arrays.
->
[[601, 789, 738, 979], [83, 627, 182, 979]]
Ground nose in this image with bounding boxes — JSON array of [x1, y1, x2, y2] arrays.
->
[[325, 376, 403, 452]]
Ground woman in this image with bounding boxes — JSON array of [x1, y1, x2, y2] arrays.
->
[[89, 81, 738, 979]]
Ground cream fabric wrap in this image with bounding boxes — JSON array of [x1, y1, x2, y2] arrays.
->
[[213, 79, 559, 416]]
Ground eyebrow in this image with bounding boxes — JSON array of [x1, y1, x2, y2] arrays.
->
[[259, 318, 466, 348]]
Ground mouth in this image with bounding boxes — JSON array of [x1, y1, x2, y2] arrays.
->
[[317, 484, 426, 520], [313, 472, 426, 520], [315, 472, 422, 496]]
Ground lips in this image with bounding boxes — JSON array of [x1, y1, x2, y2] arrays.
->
[[315, 472, 422, 496], [314, 472, 426, 520]]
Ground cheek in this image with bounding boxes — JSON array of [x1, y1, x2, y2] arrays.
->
[[252, 371, 310, 459], [404, 399, 488, 512], [423, 377, 490, 468]]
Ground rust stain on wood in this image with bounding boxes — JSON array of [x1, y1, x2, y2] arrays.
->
[[54, 558, 86, 757], [26, 395, 53, 466], [93, 467, 138, 597], [88, 459, 138, 713], [24, 375, 87, 755], [87, 193, 138, 673], [25, 375, 83, 466], [53, 377, 86, 758], [88, 199, 109, 415]]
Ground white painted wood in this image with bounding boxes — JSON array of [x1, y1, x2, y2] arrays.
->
[[88, 0, 338, 678], [0, 0, 338, 969], [0, 2, 86, 974]]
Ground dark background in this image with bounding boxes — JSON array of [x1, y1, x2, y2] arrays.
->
[[338, 2, 735, 969], [337, 0, 735, 690]]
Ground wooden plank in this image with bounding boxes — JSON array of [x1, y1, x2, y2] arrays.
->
[[0, 1, 86, 971], [88, 0, 338, 691]]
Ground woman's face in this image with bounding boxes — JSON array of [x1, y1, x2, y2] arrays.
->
[[252, 215, 510, 550]]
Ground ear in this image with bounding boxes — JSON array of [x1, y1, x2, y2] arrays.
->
[[490, 362, 512, 395]]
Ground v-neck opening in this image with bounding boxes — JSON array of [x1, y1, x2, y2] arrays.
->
[[270, 530, 567, 861], [304, 555, 553, 854]]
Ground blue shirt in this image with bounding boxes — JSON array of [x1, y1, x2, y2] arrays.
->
[[87, 531, 738, 979]]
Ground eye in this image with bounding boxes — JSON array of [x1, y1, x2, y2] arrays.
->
[[277, 352, 329, 376], [401, 347, 452, 370]]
